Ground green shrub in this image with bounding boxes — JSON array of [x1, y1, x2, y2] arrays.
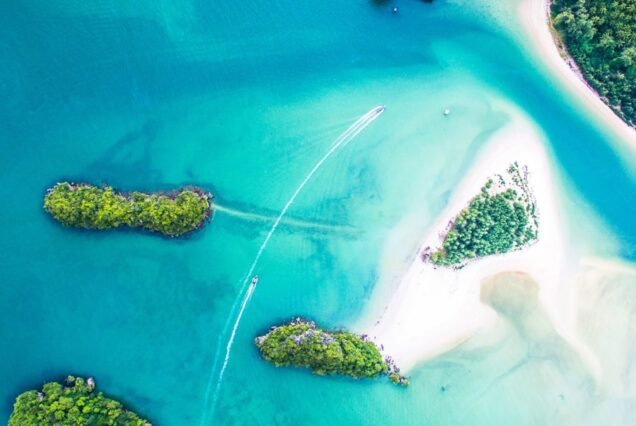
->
[[389, 372, 410, 386], [9, 376, 149, 426], [44, 182, 212, 237]]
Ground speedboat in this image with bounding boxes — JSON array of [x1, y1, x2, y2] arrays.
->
[[251, 275, 259, 286]]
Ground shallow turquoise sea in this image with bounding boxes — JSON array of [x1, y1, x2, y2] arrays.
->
[[1, 0, 635, 424]]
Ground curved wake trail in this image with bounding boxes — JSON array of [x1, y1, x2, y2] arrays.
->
[[200, 105, 385, 425]]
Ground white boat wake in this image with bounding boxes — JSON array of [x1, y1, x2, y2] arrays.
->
[[213, 203, 356, 234], [200, 105, 385, 425]]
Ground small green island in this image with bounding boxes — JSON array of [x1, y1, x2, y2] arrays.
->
[[428, 162, 538, 267], [551, 0, 636, 127], [9, 376, 150, 426], [44, 182, 212, 237], [255, 318, 409, 386]]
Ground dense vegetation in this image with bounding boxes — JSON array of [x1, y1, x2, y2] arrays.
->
[[430, 164, 537, 267], [256, 318, 408, 385], [9, 376, 149, 426], [44, 182, 212, 237], [551, 0, 636, 126]]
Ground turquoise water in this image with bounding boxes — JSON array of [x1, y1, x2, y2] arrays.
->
[[1, 0, 635, 425]]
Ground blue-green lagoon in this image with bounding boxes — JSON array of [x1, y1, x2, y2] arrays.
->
[[1, 0, 635, 424]]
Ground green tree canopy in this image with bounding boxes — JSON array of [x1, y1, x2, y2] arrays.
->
[[552, 0, 636, 126], [44, 182, 212, 237], [430, 164, 538, 267], [9, 376, 150, 426], [256, 319, 407, 385]]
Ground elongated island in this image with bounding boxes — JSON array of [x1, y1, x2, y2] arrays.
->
[[44, 182, 212, 237], [9, 376, 150, 426], [256, 318, 409, 386]]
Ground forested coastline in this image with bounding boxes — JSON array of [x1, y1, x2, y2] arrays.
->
[[551, 0, 636, 127]]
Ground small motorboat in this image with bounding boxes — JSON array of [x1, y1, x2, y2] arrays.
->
[[251, 275, 259, 286]]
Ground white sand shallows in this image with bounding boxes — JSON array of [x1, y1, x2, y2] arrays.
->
[[366, 117, 577, 372]]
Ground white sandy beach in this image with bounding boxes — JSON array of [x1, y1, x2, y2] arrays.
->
[[519, 0, 635, 145], [363, 107, 636, 392], [365, 115, 585, 372], [362, 1, 636, 374]]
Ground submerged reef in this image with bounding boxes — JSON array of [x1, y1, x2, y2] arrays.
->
[[428, 162, 538, 267], [44, 182, 212, 237], [256, 318, 409, 386], [9, 376, 150, 426]]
